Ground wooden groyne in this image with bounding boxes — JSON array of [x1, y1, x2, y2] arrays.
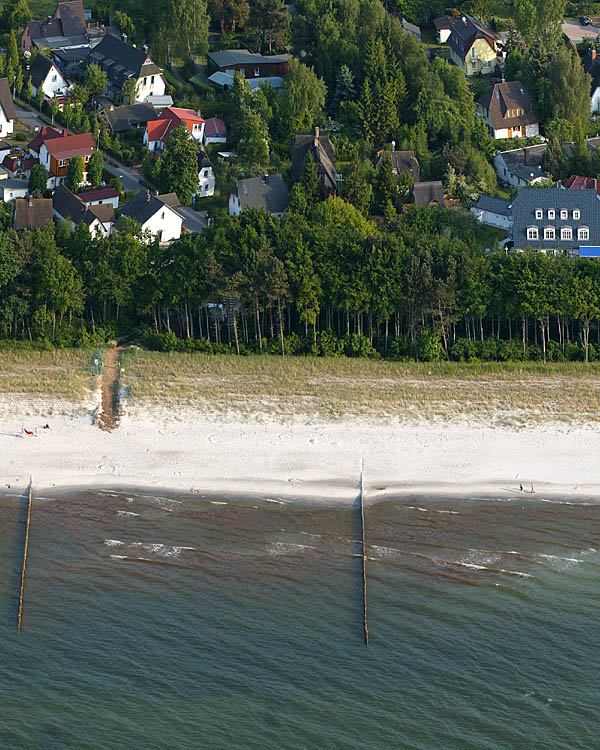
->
[[360, 465, 368, 646], [17, 477, 33, 633]]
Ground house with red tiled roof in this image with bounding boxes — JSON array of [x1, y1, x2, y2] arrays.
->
[[563, 174, 600, 196], [38, 131, 96, 188], [143, 107, 205, 152]]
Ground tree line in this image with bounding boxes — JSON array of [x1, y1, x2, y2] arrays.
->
[[3, 192, 600, 362]]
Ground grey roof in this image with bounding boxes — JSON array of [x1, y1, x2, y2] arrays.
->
[[375, 150, 420, 183], [512, 187, 600, 249], [33, 34, 89, 50], [233, 174, 289, 213], [412, 180, 445, 207], [0, 179, 29, 190], [498, 145, 548, 183], [290, 129, 337, 190], [120, 190, 176, 224], [584, 51, 600, 94], [449, 14, 496, 60], [90, 35, 148, 78], [52, 183, 112, 227], [208, 48, 289, 68], [198, 153, 212, 170], [433, 15, 454, 30], [0, 78, 16, 122], [157, 192, 180, 207], [30, 53, 55, 88], [54, 46, 91, 62], [105, 102, 159, 132], [401, 17, 421, 42], [25, 17, 63, 42], [473, 194, 512, 216], [56, 1, 86, 37]]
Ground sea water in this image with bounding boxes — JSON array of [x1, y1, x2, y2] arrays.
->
[[0, 490, 598, 749]]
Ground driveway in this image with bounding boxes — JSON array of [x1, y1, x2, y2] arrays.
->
[[14, 103, 46, 132], [178, 205, 208, 234]]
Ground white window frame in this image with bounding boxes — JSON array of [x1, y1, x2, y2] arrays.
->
[[561, 227, 572, 240], [548, 209, 555, 219], [578, 227, 589, 240], [527, 227, 538, 240], [254, 66, 260, 76], [573, 209, 580, 220], [560, 209, 568, 219], [543, 227, 555, 240], [535, 209, 543, 219], [59, 159, 66, 167]]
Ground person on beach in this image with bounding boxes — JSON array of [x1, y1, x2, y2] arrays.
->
[[43, 423, 50, 430], [531, 484, 535, 494], [519, 484, 523, 492], [22, 426, 37, 436]]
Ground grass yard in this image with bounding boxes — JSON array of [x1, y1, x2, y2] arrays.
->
[[120, 349, 600, 425], [0, 348, 96, 400]]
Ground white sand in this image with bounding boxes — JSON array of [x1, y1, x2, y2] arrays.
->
[[1, 395, 598, 502]]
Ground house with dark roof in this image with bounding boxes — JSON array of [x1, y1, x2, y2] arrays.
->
[[494, 144, 548, 187], [563, 174, 600, 196], [13, 196, 53, 230], [400, 18, 421, 42], [448, 14, 499, 76], [22, 0, 88, 52], [204, 117, 227, 146], [375, 149, 420, 184], [143, 107, 205, 152], [105, 102, 158, 133], [290, 127, 338, 197], [84, 35, 165, 102], [470, 194, 512, 230], [433, 15, 454, 43], [75, 186, 119, 208], [52, 183, 114, 236], [28, 126, 62, 157], [0, 179, 29, 202], [29, 53, 69, 100], [39, 131, 96, 188], [2, 153, 39, 180], [512, 186, 600, 255], [583, 49, 600, 114], [229, 174, 289, 217], [0, 78, 15, 139], [208, 49, 289, 85], [120, 190, 182, 243], [411, 181, 445, 207], [197, 153, 215, 198], [477, 81, 539, 140]]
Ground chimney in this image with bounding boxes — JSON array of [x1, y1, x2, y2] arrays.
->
[[462, 15, 467, 25], [28, 196, 33, 207], [391, 139, 396, 152], [593, 49, 597, 61], [146, 192, 151, 201], [524, 148, 530, 165], [122, 32, 127, 43]]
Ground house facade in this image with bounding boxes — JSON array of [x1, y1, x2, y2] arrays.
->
[[433, 15, 454, 43], [143, 107, 205, 152], [39, 132, 96, 188], [0, 79, 15, 139], [449, 15, 498, 76], [229, 174, 289, 217], [52, 184, 113, 236], [197, 154, 215, 198], [208, 50, 289, 84], [75, 186, 119, 209], [477, 81, 539, 139], [0, 179, 29, 201], [29, 53, 70, 99], [85, 35, 165, 103], [511, 187, 600, 255], [290, 127, 338, 197], [203, 117, 227, 146]]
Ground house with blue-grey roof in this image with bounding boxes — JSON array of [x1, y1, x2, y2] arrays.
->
[[494, 145, 548, 187], [511, 187, 600, 256], [470, 195, 512, 230]]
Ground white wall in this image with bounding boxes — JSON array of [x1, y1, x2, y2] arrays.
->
[[229, 192, 241, 216], [82, 195, 119, 209], [470, 207, 513, 229], [438, 28, 451, 43], [204, 133, 226, 146], [197, 166, 215, 197], [35, 66, 69, 99], [142, 205, 182, 243], [0, 185, 28, 201], [592, 86, 600, 115], [0, 105, 14, 139], [136, 74, 166, 103]]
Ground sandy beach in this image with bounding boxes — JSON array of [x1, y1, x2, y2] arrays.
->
[[2, 393, 599, 502]]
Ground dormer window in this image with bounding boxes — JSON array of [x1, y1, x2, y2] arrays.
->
[[544, 227, 555, 240], [561, 227, 572, 240], [573, 210, 580, 220], [535, 209, 543, 219], [578, 227, 589, 240], [548, 209, 555, 219], [560, 209, 568, 219], [527, 227, 538, 240]]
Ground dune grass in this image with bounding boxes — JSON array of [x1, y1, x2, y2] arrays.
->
[[0, 349, 96, 400], [120, 349, 600, 425]]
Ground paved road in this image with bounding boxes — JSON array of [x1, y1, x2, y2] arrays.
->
[[178, 205, 208, 233], [103, 159, 144, 193], [14, 103, 46, 132]]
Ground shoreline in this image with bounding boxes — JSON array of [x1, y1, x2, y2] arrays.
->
[[2, 399, 600, 503]]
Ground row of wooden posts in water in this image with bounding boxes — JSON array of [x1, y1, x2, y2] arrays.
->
[[15, 473, 370, 643]]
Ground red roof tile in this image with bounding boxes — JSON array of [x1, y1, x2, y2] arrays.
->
[[44, 132, 96, 159]]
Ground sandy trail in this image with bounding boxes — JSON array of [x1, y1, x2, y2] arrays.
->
[[97, 347, 125, 431]]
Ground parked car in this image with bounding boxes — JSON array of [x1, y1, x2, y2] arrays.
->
[[580, 15, 591, 25]]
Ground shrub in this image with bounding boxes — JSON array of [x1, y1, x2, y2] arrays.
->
[[415, 329, 444, 361], [450, 337, 478, 361]]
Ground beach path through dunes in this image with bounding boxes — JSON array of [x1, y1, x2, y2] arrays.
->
[[97, 346, 126, 431]]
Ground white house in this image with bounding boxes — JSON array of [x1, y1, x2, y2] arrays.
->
[[29, 52, 69, 99], [0, 78, 15, 139], [494, 145, 548, 187], [52, 184, 114, 236], [197, 153, 215, 198], [143, 107, 205, 152], [203, 117, 227, 146], [470, 195, 513, 230], [75, 186, 119, 209], [433, 15, 454, 43], [0, 179, 29, 201], [120, 190, 182, 243], [477, 81, 539, 140]]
